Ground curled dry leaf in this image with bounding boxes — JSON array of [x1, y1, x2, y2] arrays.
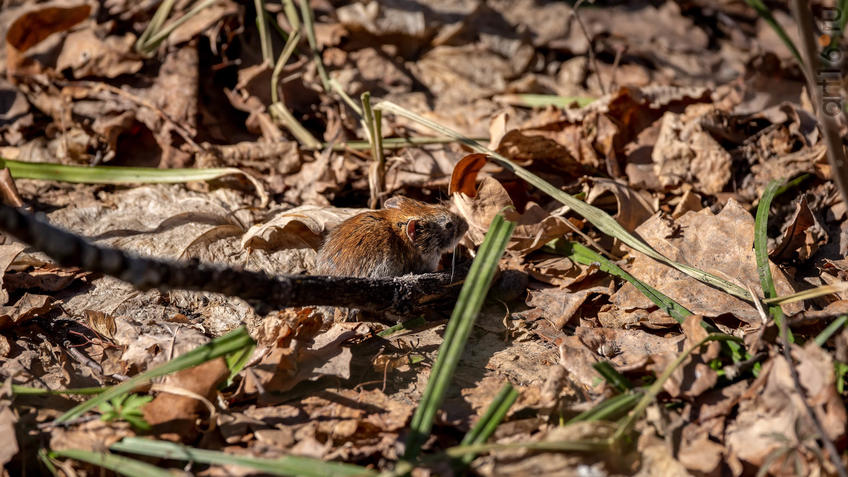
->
[[769, 195, 828, 262], [585, 177, 657, 232], [452, 176, 573, 254], [0, 293, 54, 330], [5, 4, 91, 76], [241, 205, 366, 252], [0, 242, 25, 304], [448, 153, 488, 197], [523, 254, 594, 288]]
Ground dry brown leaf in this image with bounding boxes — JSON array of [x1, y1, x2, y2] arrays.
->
[[525, 276, 614, 329], [449, 153, 489, 196], [636, 429, 693, 477], [143, 358, 229, 440], [770, 195, 828, 262], [241, 205, 365, 252], [523, 255, 594, 288], [453, 176, 573, 254], [49, 419, 133, 453], [726, 344, 846, 473], [0, 387, 18, 468], [671, 188, 703, 218], [494, 129, 583, 180], [56, 29, 141, 78], [113, 317, 213, 373], [652, 108, 732, 195], [575, 326, 684, 374], [656, 315, 720, 399], [4, 265, 89, 294], [0, 242, 25, 304], [246, 321, 369, 395], [611, 200, 800, 324], [166, 0, 239, 48], [5, 4, 91, 76], [0, 293, 54, 330], [585, 177, 657, 232], [410, 45, 511, 106]]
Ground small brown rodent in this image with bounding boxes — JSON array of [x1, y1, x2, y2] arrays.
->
[[316, 196, 468, 278]]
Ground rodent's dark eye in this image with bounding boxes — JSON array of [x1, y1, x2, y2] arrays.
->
[[445, 222, 454, 229]]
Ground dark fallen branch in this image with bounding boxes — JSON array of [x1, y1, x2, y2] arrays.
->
[[0, 204, 463, 318]]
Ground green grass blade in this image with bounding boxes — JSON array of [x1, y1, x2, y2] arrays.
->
[[556, 240, 694, 323], [12, 385, 105, 395], [404, 213, 516, 460], [111, 437, 375, 477], [592, 361, 632, 392], [375, 101, 753, 302], [138, 0, 218, 55], [743, 0, 804, 66], [135, 0, 177, 52], [271, 30, 302, 105], [567, 391, 642, 424], [445, 439, 609, 458], [814, 315, 848, 347], [754, 179, 792, 340], [0, 157, 267, 205], [378, 316, 427, 337], [496, 94, 595, 108], [224, 342, 256, 387], [49, 449, 173, 477], [458, 383, 518, 466], [764, 282, 848, 305], [55, 326, 254, 424]]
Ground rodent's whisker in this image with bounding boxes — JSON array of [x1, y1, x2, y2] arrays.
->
[[450, 244, 457, 282]]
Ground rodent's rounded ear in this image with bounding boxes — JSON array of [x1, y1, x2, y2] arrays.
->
[[405, 219, 418, 242], [384, 196, 413, 209]]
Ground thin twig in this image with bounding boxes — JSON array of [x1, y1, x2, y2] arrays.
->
[[0, 204, 464, 319], [778, 304, 848, 477], [572, 0, 607, 95]]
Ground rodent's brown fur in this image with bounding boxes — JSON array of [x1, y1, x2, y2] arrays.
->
[[316, 196, 468, 278]]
